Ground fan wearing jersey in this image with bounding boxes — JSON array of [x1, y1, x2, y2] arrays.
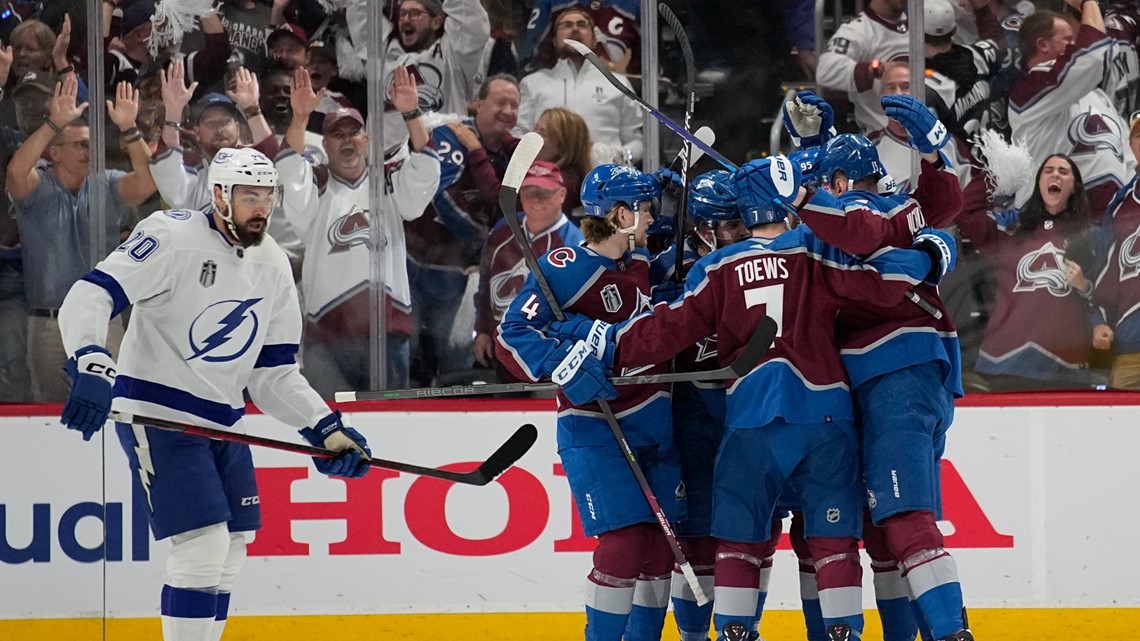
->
[[277, 66, 441, 393], [551, 155, 952, 641], [56, 148, 371, 641], [496, 165, 682, 641]]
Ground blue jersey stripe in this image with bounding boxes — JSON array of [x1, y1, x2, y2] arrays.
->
[[82, 269, 131, 318], [254, 343, 299, 369], [114, 375, 245, 427]]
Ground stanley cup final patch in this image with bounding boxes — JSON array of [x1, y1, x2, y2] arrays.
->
[[601, 284, 622, 313], [199, 260, 217, 288]]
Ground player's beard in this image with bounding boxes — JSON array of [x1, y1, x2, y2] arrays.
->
[[234, 216, 268, 247]]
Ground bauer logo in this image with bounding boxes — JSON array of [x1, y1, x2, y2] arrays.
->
[[769, 156, 794, 198]]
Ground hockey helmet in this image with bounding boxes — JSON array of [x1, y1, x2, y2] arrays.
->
[[688, 170, 740, 222], [209, 147, 280, 236], [816, 133, 886, 188], [580, 164, 661, 219]]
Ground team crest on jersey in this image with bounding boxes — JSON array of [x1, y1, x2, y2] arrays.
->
[[694, 336, 718, 362], [165, 209, 192, 220], [392, 63, 445, 112], [1013, 241, 1071, 296], [187, 298, 262, 363], [591, 86, 606, 104], [601, 284, 623, 313], [199, 260, 217, 288], [1068, 112, 1125, 160], [1120, 227, 1140, 282], [547, 247, 577, 268], [328, 206, 371, 254]]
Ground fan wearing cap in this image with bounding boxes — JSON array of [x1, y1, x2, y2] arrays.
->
[[473, 160, 582, 374], [6, 74, 157, 402], [152, 58, 280, 216], [266, 22, 310, 71], [277, 64, 439, 393], [102, 0, 155, 89], [343, 0, 488, 116]]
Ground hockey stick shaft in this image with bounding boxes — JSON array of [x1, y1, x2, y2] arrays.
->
[[660, 4, 699, 283], [337, 319, 776, 401], [497, 135, 708, 605], [109, 411, 538, 486]]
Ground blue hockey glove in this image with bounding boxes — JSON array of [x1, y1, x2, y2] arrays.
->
[[783, 90, 836, 148], [881, 94, 950, 154], [653, 168, 682, 190], [651, 280, 684, 305], [912, 228, 957, 286], [549, 316, 616, 366], [61, 345, 117, 441], [299, 411, 371, 478], [735, 156, 801, 208], [545, 340, 618, 406]]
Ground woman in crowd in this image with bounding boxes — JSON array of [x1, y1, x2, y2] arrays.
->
[[955, 153, 1097, 390], [534, 106, 591, 218]]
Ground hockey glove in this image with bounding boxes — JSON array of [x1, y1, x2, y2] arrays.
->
[[299, 411, 372, 478], [653, 168, 682, 190], [783, 90, 836, 148], [61, 345, 117, 441], [735, 156, 801, 208], [545, 340, 618, 406], [912, 228, 957, 286], [549, 316, 616, 366], [881, 94, 950, 154]]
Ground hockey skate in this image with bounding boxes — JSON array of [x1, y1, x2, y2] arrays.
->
[[940, 631, 974, 641], [721, 621, 759, 641], [826, 623, 852, 641]]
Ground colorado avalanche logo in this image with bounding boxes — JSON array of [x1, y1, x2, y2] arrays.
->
[[392, 63, 445, 113], [694, 335, 718, 362], [1119, 227, 1140, 282], [1013, 241, 1071, 296], [328, 206, 371, 254], [1068, 112, 1125, 161], [187, 298, 262, 362], [489, 260, 531, 314], [547, 247, 577, 268]]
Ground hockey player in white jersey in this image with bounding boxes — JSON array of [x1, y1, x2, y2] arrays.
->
[[57, 147, 372, 641], [277, 66, 441, 393]]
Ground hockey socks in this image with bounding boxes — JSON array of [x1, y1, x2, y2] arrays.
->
[[883, 511, 965, 639], [161, 585, 219, 641], [807, 536, 864, 638], [209, 592, 231, 641], [625, 574, 671, 641], [671, 570, 715, 641], [585, 571, 636, 641], [871, 562, 919, 641]]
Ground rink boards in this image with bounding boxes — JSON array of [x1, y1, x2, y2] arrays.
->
[[2, 395, 1139, 640]]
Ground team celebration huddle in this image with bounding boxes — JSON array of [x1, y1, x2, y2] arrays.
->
[[5, 0, 1136, 638]]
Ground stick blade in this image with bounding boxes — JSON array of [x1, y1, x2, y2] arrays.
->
[[503, 132, 544, 190], [730, 315, 778, 377], [564, 38, 592, 57], [689, 126, 715, 167], [471, 423, 539, 485]]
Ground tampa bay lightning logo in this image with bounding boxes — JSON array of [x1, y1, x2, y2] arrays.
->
[[187, 299, 262, 362]]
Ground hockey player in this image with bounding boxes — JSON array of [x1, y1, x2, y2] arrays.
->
[[56, 147, 371, 641], [495, 164, 682, 641], [551, 155, 955, 641], [789, 92, 973, 641], [277, 66, 441, 393]]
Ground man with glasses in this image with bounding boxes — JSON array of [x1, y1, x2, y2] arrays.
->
[[5, 76, 157, 401], [367, 0, 491, 116], [516, 6, 644, 166]]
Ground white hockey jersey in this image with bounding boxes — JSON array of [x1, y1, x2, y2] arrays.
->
[[515, 58, 644, 165], [57, 209, 329, 431], [275, 145, 441, 326], [1008, 25, 1135, 211], [816, 9, 910, 133]]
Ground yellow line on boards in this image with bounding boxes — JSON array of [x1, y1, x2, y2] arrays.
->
[[2, 608, 1138, 641]]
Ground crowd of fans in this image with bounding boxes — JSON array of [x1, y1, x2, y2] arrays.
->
[[0, 0, 1138, 402]]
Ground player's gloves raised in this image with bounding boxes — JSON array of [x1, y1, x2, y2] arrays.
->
[[549, 316, 616, 366], [912, 228, 957, 286], [881, 94, 950, 154], [62, 345, 117, 441], [735, 156, 801, 208], [544, 340, 618, 406], [299, 411, 371, 478], [783, 90, 836, 148]]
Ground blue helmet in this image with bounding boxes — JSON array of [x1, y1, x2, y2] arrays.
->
[[816, 133, 886, 187], [647, 214, 675, 237], [737, 196, 785, 228], [688, 170, 740, 222], [788, 147, 822, 187], [580, 164, 661, 218]]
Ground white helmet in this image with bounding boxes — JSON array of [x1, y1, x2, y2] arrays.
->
[[209, 147, 279, 235], [924, 0, 957, 38]]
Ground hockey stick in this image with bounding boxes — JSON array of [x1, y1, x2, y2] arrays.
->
[[566, 38, 736, 174], [336, 316, 775, 401], [658, 3, 698, 281], [497, 132, 710, 606], [108, 411, 538, 487]]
